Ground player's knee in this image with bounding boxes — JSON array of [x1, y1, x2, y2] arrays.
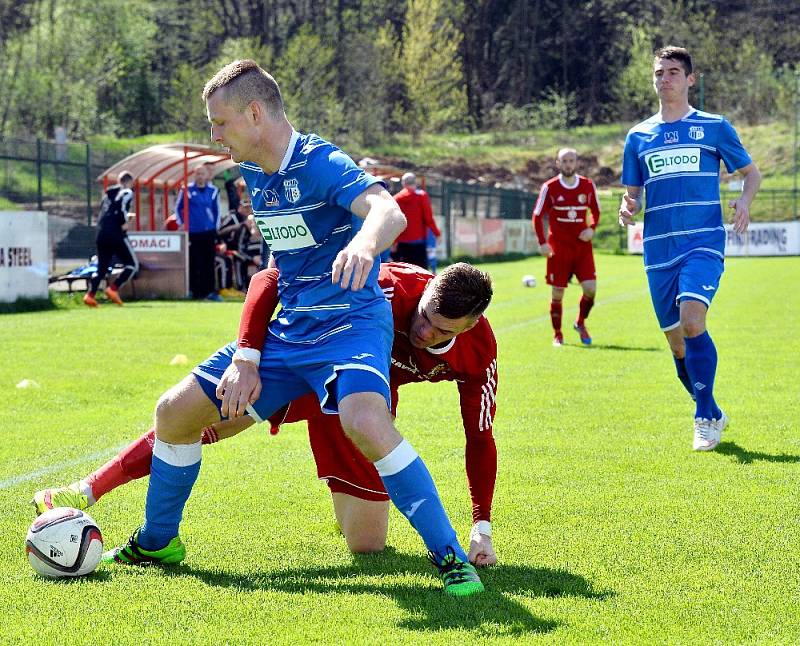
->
[[344, 531, 386, 554], [681, 317, 706, 338]]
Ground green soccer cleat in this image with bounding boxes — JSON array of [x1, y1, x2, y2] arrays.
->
[[102, 528, 186, 566], [429, 547, 485, 597], [31, 483, 89, 516]]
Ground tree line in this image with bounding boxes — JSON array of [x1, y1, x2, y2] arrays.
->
[[1, 0, 797, 145]]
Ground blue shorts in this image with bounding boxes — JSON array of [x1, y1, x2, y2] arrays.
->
[[192, 317, 393, 423], [646, 251, 724, 331]]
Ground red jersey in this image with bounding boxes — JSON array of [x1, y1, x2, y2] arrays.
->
[[394, 187, 441, 243], [237, 263, 498, 522], [532, 174, 600, 246], [378, 263, 497, 436]]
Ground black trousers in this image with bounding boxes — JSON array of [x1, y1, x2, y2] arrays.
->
[[188, 230, 218, 298], [90, 233, 138, 293], [393, 241, 429, 270]]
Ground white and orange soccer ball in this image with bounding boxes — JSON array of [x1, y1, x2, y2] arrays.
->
[[25, 508, 103, 578], [521, 274, 537, 288]]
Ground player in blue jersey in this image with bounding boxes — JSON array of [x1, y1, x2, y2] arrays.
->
[[619, 46, 761, 451], [102, 60, 484, 596]]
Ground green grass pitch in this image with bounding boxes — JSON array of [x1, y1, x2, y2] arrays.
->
[[1, 254, 799, 644]]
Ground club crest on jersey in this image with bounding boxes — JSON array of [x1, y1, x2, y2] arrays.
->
[[578, 194, 587, 204], [689, 126, 705, 141], [262, 189, 279, 206], [664, 131, 679, 144], [283, 178, 301, 203]]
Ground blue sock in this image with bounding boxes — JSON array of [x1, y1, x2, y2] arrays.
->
[[375, 440, 467, 562], [673, 356, 696, 400], [684, 332, 722, 420], [138, 439, 201, 550]]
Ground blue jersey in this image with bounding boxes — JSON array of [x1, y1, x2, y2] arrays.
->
[[622, 109, 751, 272], [240, 131, 387, 344]]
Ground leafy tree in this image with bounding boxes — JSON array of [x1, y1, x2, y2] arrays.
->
[[401, 0, 468, 134]]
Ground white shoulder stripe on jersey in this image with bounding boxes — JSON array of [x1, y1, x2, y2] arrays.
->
[[643, 226, 725, 243], [637, 142, 718, 158], [645, 200, 720, 214], [239, 162, 262, 172], [532, 184, 549, 216], [253, 200, 327, 216]]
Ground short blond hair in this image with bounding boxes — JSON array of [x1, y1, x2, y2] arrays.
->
[[202, 59, 284, 116], [557, 147, 577, 160]]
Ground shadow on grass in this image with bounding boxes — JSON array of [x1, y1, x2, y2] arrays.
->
[[178, 548, 611, 636], [579, 343, 661, 352], [716, 441, 800, 465]]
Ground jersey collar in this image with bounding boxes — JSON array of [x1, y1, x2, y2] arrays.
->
[[278, 130, 299, 173], [655, 107, 695, 124], [558, 174, 579, 189], [425, 337, 456, 355]]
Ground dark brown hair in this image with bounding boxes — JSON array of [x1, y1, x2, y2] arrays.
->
[[428, 262, 493, 319], [654, 46, 693, 75]]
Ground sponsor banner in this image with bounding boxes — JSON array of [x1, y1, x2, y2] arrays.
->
[[725, 221, 800, 256], [452, 218, 506, 256], [503, 219, 538, 254], [645, 147, 701, 176], [254, 213, 316, 251], [0, 211, 48, 302], [128, 232, 183, 252], [627, 222, 645, 254]]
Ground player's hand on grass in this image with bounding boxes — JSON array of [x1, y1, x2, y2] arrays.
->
[[332, 244, 374, 291], [539, 242, 554, 258], [468, 529, 497, 567], [728, 198, 751, 234], [216, 360, 261, 418], [578, 227, 594, 242], [618, 193, 640, 227]]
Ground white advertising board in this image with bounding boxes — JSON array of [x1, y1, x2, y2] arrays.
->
[[0, 211, 49, 302], [724, 222, 800, 256]]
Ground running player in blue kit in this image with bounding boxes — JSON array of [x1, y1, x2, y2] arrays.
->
[[103, 60, 484, 596], [619, 46, 761, 451]]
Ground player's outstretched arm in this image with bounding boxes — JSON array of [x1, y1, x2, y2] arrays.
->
[[332, 185, 406, 291], [728, 162, 761, 234], [217, 268, 280, 418], [618, 186, 642, 226]]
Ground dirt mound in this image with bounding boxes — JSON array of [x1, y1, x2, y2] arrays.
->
[[378, 154, 618, 191]]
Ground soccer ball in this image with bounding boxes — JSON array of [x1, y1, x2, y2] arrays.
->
[[25, 507, 103, 578], [521, 274, 537, 288]]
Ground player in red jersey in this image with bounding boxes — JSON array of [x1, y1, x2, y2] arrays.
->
[[532, 148, 601, 347], [33, 262, 499, 566]]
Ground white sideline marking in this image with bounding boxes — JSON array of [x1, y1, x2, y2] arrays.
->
[[0, 445, 127, 491]]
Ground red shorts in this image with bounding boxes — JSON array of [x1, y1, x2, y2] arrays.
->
[[546, 241, 596, 288], [269, 393, 389, 502]]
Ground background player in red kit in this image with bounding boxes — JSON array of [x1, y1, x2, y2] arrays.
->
[[532, 148, 601, 346], [34, 262, 500, 566]]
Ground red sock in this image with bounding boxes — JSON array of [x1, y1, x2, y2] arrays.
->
[[578, 295, 594, 324], [550, 301, 563, 333], [85, 429, 156, 501], [107, 285, 118, 292], [85, 426, 219, 501]]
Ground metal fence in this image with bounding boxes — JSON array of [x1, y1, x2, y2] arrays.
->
[[427, 180, 800, 257], [2, 137, 799, 259], [0, 139, 124, 224]]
